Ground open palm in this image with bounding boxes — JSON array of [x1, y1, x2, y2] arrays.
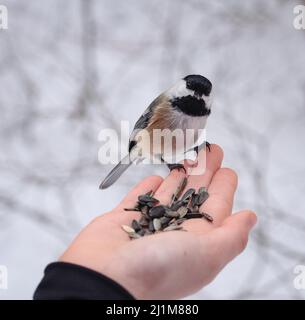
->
[[61, 144, 257, 299]]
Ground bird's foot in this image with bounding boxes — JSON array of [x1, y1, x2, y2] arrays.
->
[[193, 141, 211, 156], [167, 163, 187, 174]]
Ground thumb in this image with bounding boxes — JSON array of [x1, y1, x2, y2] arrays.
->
[[209, 211, 257, 266]]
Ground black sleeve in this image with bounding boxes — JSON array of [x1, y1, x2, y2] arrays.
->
[[33, 262, 135, 300]]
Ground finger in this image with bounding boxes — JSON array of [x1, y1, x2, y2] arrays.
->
[[200, 168, 238, 226], [185, 144, 224, 192], [116, 175, 163, 212], [206, 211, 257, 267], [183, 168, 238, 233], [153, 169, 186, 205]]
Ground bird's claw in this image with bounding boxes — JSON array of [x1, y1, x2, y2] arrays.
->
[[194, 141, 211, 155], [167, 163, 187, 174]]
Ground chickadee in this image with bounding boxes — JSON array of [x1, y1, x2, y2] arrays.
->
[[99, 74, 212, 189]]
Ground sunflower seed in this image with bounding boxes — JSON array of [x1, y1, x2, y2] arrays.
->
[[129, 233, 141, 239], [198, 187, 207, 194], [191, 194, 199, 207], [149, 205, 166, 218], [178, 177, 188, 196], [171, 200, 185, 211], [131, 219, 141, 232], [176, 218, 187, 225], [139, 215, 149, 227], [163, 225, 183, 232], [146, 201, 156, 208], [177, 206, 188, 218], [193, 205, 199, 212], [140, 205, 150, 219], [168, 218, 176, 225], [121, 225, 136, 234], [124, 207, 140, 212], [202, 212, 213, 222], [160, 216, 172, 227], [197, 190, 209, 205], [181, 188, 195, 202], [137, 228, 146, 236], [148, 220, 155, 232], [185, 212, 204, 219], [145, 190, 154, 196], [153, 218, 162, 231], [138, 195, 159, 204], [170, 177, 188, 205], [165, 210, 180, 218]]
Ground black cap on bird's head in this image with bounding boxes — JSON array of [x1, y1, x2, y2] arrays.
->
[[165, 74, 213, 117], [183, 74, 212, 97]]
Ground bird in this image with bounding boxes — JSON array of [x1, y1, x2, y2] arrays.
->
[[99, 74, 213, 189]]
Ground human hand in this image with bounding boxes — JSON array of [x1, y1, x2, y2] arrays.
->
[[60, 144, 257, 299]]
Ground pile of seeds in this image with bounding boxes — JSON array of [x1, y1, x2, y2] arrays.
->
[[122, 177, 213, 239]]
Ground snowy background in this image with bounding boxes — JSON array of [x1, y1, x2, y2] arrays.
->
[[0, 0, 305, 299]]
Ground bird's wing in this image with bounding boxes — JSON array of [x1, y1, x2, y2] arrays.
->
[[128, 94, 163, 152]]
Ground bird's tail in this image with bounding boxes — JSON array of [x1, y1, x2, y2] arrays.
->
[[99, 155, 132, 189]]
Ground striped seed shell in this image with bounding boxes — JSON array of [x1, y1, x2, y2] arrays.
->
[[148, 220, 155, 232], [138, 195, 159, 204], [141, 205, 149, 218], [146, 201, 156, 208], [185, 212, 204, 219], [145, 190, 154, 196], [163, 225, 183, 232], [177, 206, 188, 218], [198, 187, 207, 194], [153, 218, 162, 231], [165, 210, 180, 218], [129, 233, 141, 239], [176, 218, 187, 225], [131, 219, 141, 232], [149, 205, 166, 218], [171, 200, 185, 211], [137, 228, 146, 237], [139, 215, 149, 227], [181, 188, 195, 202], [202, 212, 213, 222], [160, 216, 172, 227], [191, 194, 199, 207], [193, 205, 199, 212], [197, 191, 209, 206], [121, 225, 135, 234], [177, 177, 188, 198]]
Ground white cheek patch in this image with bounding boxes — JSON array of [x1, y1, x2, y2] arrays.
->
[[165, 80, 194, 99], [165, 79, 212, 110]]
